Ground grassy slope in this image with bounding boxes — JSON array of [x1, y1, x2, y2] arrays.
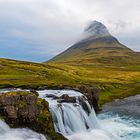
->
[[47, 38, 140, 107], [49, 40, 140, 66], [0, 58, 81, 88], [0, 58, 140, 107]]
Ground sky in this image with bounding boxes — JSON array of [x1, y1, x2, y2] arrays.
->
[[0, 0, 140, 62]]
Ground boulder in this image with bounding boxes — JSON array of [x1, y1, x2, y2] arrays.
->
[[78, 85, 100, 113], [46, 94, 59, 99], [0, 91, 67, 140], [57, 94, 76, 103]]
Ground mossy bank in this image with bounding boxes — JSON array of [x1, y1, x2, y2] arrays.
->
[[0, 91, 67, 140], [0, 58, 140, 109]]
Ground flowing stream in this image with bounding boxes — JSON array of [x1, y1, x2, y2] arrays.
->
[[38, 90, 140, 140], [0, 89, 140, 140]]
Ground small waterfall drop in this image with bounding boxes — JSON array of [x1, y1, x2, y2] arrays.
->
[[38, 90, 118, 140], [38, 90, 100, 135], [0, 89, 140, 140]]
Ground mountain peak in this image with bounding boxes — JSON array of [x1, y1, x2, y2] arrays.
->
[[84, 21, 111, 39], [49, 20, 135, 64]]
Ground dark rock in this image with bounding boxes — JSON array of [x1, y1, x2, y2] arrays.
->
[[58, 94, 76, 103], [30, 89, 39, 96], [48, 84, 100, 113], [78, 85, 100, 113], [46, 94, 59, 99], [78, 96, 90, 114]]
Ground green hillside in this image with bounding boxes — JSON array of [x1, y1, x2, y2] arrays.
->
[[49, 21, 140, 66], [0, 58, 140, 107], [49, 36, 140, 66], [0, 21, 140, 107], [0, 58, 82, 89]]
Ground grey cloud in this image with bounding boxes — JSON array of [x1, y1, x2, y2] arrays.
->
[[0, 0, 140, 61]]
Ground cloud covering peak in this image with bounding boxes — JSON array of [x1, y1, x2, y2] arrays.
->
[[84, 20, 111, 38], [0, 0, 140, 62]]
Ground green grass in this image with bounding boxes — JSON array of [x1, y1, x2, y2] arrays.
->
[[0, 91, 32, 96], [0, 58, 81, 88], [49, 40, 140, 66], [0, 58, 140, 107], [99, 83, 140, 107], [1, 34, 140, 108]]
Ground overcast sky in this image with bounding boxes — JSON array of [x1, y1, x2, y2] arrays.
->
[[0, 0, 140, 62]]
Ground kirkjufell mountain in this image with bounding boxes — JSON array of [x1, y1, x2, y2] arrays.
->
[[84, 20, 112, 39], [49, 21, 140, 65]]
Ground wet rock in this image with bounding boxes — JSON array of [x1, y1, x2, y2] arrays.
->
[[51, 84, 100, 113], [78, 96, 90, 114], [46, 94, 59, 99], [57, 94, 76, 103], [78, 85, 100, 113]]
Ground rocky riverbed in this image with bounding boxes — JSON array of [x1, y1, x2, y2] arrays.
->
[[102, 95, 140, 118], [0, 88, 140, 140]]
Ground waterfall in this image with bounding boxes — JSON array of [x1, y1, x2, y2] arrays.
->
[[38, 90, 119, 140], [0, 89, 139, 140], [50, 103, 100, 135], [38, 90, 100, 135]]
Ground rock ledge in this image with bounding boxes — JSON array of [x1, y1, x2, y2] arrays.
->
[[0, 91, 67, 140]]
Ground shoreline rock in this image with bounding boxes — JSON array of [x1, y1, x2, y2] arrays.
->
[[0, 91, 67, 140], [0, 84, 100, 113], [70, 85, 100, 113], [102, 94, 140, 118]]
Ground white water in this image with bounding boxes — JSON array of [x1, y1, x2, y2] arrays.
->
[[0, 119, 46, 140], [38, 90, 100, 135], [38, 90, 140, 140], [0, 89, 140, 140]]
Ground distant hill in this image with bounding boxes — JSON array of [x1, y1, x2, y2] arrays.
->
[[49, 21, 140, 66]]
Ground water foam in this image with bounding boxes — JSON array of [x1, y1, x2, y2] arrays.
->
[[0, 120, 46, 140], [38, 90, 140, 140], [0, 89, 140, 140]]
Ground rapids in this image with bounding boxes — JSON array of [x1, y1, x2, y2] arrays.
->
[[0, 119, 46, 140], [0, 89, 140, 140], [38, 90, 140, 140]]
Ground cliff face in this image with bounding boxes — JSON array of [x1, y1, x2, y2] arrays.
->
[[0, 91, 41, 121], [0, 91, 67, 140], [78, 85, 100, 113]]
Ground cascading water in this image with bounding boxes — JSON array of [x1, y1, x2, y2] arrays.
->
[[38, 90, 100, 134], [38, 90, 140, 140], [38, 90, 118, 140], [0, 119, 46, 140], [0, 89, 140, 140]]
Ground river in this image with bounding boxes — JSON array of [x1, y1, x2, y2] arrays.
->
[[0, 89, 140, 140]]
